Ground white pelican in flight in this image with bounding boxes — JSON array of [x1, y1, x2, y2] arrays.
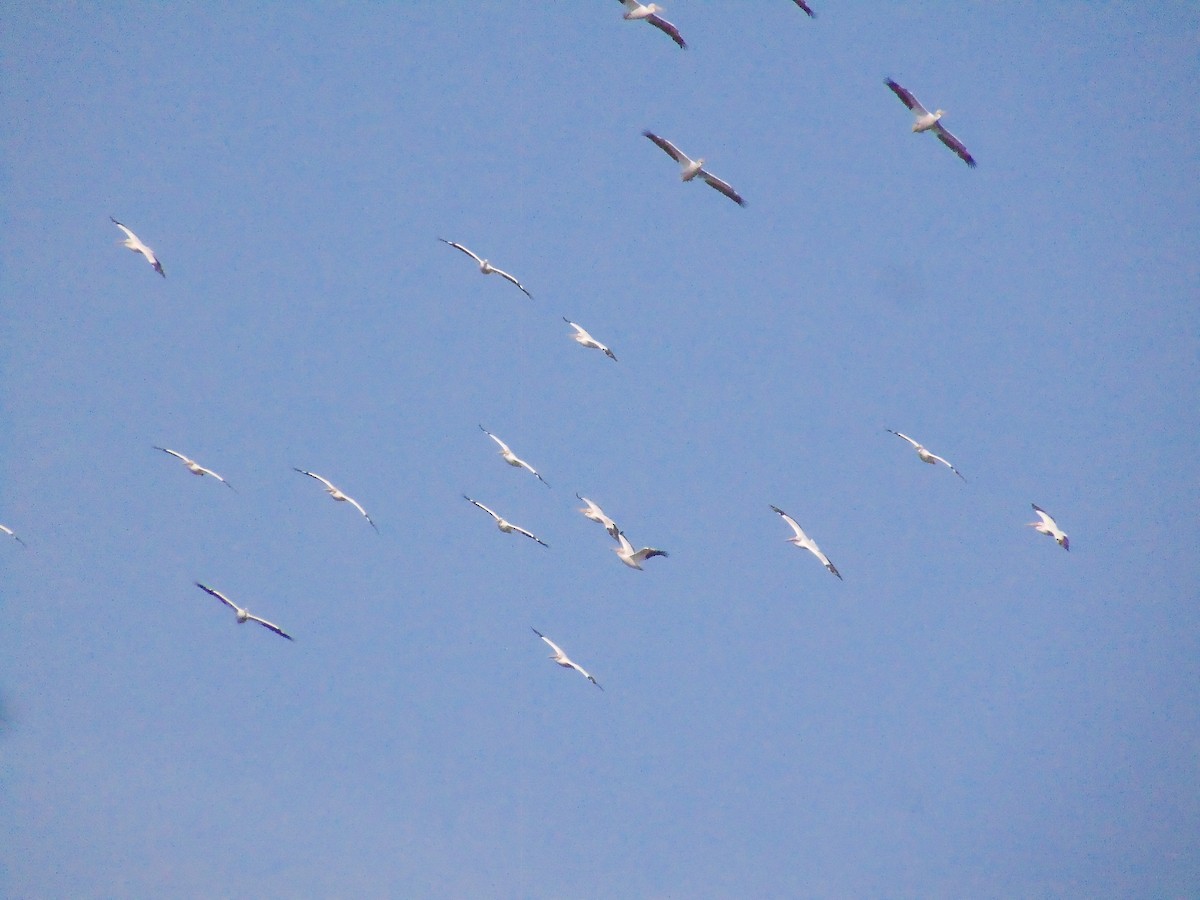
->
[[438, 238, 532, 298], [294, 468, 378, 532], [614, 530, 668, 570], [770, 505, 842, 579], [463, 495, 548, 547], [531, 628, 603, 689], [642, 132, 746, 206], [792, 0, 815, 17], [195, 582, 293, 640], [0, 524, 27, 549], [479, 425, 549, 486], [617, 0, 686, 49], [155, 446, 236, 490], [563, 318, 617, 361], [576, 494, 620, 539], [885, 79, 976, 168], [110, 216, 165, 277], [886, 430, 965, 481], [1029, 504, 1069, 551]]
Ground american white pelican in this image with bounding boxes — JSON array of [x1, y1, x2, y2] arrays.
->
[[613, 530, 668, 570], [563, 317, 617, 361], [531, 628, 603, 689], [479, 425, 549, 486], [770, 505, 842, 579], [0, 524, 27, 549], [156, 446, 236, 490], [885, 79, 977, 168], [642, 132, 746, 206], [110, 217, 165, 277], [576, 494, 620, 539], [617, 0, 686, 49], [1029, 504, 1069, 551], [886, 430, 965, 481], [792, 0, 815, 17], [195, 582, 293, 640], [294, 469, 378, 532], [438, 239, 532, 298], [463, 495, 548, 547]]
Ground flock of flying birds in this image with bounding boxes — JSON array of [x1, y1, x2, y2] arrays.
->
[[1, 3, 1072, 691]]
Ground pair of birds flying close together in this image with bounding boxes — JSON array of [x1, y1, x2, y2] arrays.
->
[[576, 494, 669, 569]]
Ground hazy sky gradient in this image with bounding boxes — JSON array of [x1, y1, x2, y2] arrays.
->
[[4, 3, 1198, 897]]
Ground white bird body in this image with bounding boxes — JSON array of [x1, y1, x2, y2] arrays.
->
[[886, 430, 965, 481], [479, 426, 548, 486], [642, 132, 746, 206], [770, 505, 842, 579], [156, 446, 235, 489], [0, 523, 27, 548], [884, 79, 976, 168], [531, 628, 602, 689], [294, 469, 378, 531], [576, 494, 620, 539], [464, 495, 548, 547], [110, 216, 165, 277], [613, 530, 668, 570], [195, 582, 293, 640], [563, 318, 617, 361], [1029, 504, 1069, 551], [618, 0, 686, 48], [439, 239, 532, 298]]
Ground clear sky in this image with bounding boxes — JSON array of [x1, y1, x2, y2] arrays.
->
[[3, 3, 1198, 897]]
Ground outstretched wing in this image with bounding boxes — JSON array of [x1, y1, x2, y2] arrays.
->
[[934, 123, 977, 168], [642, 131, 689, 165], [646, 13, 686, 48], [770, 504, 806, 541], [885, 78, 928, 116], [294, 468, 336, 491], [464, 495, 501, 522], [110, 216, 137, 241], [246, 614, 294, 641], [513, 524, 549, 548], [927, 453, 966, 481], [699, 171, 746, 207], [492, 267, 533, 299], [480, 425, 512, 455], [438, 238, 483, 265], [531, 627, 564, 658], [886, 429, 921, 450], [156, 446, 190, 464], [343, 495, 379, 532], [195, 581, 238, 611], [1031, 504, 1056, 528], [570, 662, 604, 690], [793, 0, 815, 17]]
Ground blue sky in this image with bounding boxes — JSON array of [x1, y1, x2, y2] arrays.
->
[[3, 3, 1198, 897]]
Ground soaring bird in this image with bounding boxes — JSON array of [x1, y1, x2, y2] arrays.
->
[[885, 430, 965, 481], [617, 0, 686, 49], [293, 469, 378, 532], [613, 530, 668, 570], [194, 582, 293, 640], [563, 317, 617, 361], [438, 239, 532, 298], [0, 524, 27, 549], [463, 495, 548, 547], [576, 494, 620, 539], [885, 79, 976, 168], [479, 425, 549, 486], [531, 628, 603, 689], [642, 131, 746, 206], [792, 0, 815, 17], [1029, 504, 1069, 551], [110, 216, 165, 277], [770, 505, 842, 579], [155, 447, 235, 490]]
